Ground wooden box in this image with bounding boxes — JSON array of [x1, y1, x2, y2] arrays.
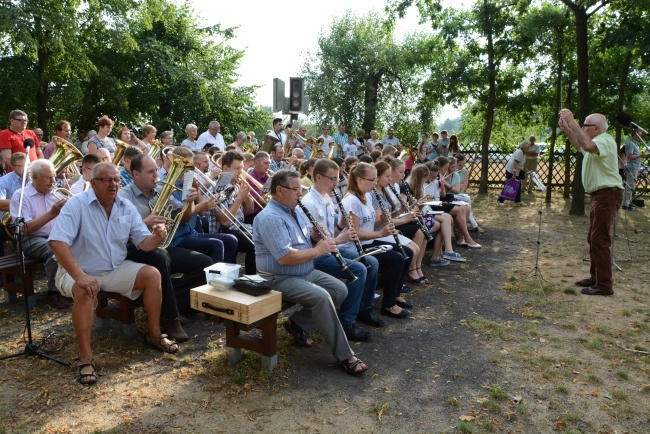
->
[[190, 284, 282, 324]]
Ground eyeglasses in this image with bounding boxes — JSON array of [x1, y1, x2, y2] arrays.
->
[[320, 174, 338, 182], [360, 177, 377, 183], [279, 185, 301, 193], [582, 123, 597, 128], [93, 177, 121, 184], [12, 118, 28, 123]]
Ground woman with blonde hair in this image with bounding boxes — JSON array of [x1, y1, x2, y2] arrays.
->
[[342, 163, 413, 318]]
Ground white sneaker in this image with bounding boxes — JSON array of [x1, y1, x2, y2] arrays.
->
[[497, 202, 506, 207]]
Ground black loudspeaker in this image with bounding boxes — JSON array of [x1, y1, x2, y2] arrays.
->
[[289, 77, 304, 111]]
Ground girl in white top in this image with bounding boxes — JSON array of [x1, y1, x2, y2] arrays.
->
[[342, 162, 413, 318], [448, 156, 484, 233], [373, 160, 428, 284]]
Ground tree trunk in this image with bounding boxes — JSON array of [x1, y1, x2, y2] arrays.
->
[[362, 70, 382, 136], [615, 52, 633, 145], [546, 43, 563, 204], [569, 5, 589, 216], [479, 15, 495, 195]]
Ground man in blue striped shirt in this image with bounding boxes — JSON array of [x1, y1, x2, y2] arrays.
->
[[253, 170, 368, 375]]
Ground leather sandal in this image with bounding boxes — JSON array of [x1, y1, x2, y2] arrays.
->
[[75, 358, 98, 386], [147, 333, 179, 354], [337, 358, 368, 375]]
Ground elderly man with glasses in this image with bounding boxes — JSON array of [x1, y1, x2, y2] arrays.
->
[[253, 169, 369, 375], [558, 109, 623, 297], [0, 110, 45, 164]]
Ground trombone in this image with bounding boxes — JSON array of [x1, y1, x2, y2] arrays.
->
[[193, 170, 254, 244]]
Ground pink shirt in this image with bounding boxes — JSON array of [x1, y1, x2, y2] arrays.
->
[[9, 184, 58, 237], [246, 169, 270, 216]]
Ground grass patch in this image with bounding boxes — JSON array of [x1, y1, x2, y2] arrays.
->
[[488, 383, 508, 400], [564, 288, 577, 295], [587, 374, 602, 384], [448, 396, 460, 407], [616, 371, 629, 380], [457, 421, 475, 433], [611, 390, 628, 400], [466, 316, 511, 341], [557, 385, 570, 394]]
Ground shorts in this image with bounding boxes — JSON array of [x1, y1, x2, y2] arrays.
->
[[56, 260, 146, 300]]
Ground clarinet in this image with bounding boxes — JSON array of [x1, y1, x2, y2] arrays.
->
[[388, 184, 434, 243], [297, 200, 358, 283], [331, 188, 370, 267], [372, 188, 409, 258]]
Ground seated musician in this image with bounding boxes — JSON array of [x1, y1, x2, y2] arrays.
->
[[270, 144, 297, 173], [253, 169, 369, 375], [193, 151, 221, 186], [119, 146, 143, 187], [70, 154, 101, 195], [0, 152, 28, 256], [49, 163, 179, 386], [302, 159, 383, 341], [118, 154, 215, 325], [10, 159, 70, 309], [243, 151, 270, 223], [207, 151, 256, 274], [342, 163, 413, 319], [163, 148, 238, 264], [96, 148, 111, 163]]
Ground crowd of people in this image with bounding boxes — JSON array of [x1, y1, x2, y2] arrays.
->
[[0, 109, 490, 384]]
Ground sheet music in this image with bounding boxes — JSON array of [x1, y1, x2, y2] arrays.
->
[[213, 172, 235, 193], [181, 171, 194, 200]]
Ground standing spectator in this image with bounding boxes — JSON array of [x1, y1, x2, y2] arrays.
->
[[355, 128, 366, 156], [249, 131, 258, 148], [197, 121, 225, 152], [417, 133, 433, 163], [43, 120, 72, 159], [427, 133, 440, 161], [73, 131, 87, 152], [622, 130, 646, 210], [181, 124, 201, 153], [523, 135, 540, 194], [437, 130, 450, 157], [366, 130, 380, 152], [87, 116, 116, 155], [317, 125, 334, 156], [332, 124, 348, 158], [343, 135, 358, 158], [382, 128, 400, 148], [449, 134, 460, 155], [80, 130, 96, 155], [498, 141, 530, 206], [0, 110, 44, 164]]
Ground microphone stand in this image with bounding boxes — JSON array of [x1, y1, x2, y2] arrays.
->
[[517, 171, 547, 297], [0, 150, 70, 367]]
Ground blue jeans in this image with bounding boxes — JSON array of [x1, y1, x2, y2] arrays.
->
[[314, 247, 379, 325]]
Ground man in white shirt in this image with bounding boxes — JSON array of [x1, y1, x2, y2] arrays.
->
[[317, 125, 334, 156], [70, 154, 101, 195], [197, 121, 226, 152]]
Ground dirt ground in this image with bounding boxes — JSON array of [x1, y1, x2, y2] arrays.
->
[[0, 189, 648, 434]]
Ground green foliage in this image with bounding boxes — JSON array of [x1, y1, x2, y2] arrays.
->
[[0, 0, 267, 141]]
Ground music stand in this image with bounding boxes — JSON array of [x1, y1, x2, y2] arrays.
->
[[0, 150, 70, 367], [517, 171, 547, 297]]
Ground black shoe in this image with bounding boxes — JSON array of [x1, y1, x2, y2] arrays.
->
[[574, 278, 594, 287], [396, 299, 413, 309], [283, 319, 312, 348], [46, 292, 71, 309], [342, 323, 372, 342], [581, 285, 614, 296], [357, 308, 384, 328], [380, 306, 411, 319]]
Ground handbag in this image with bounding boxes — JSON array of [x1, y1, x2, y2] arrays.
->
[[499, 177, 520, 202]]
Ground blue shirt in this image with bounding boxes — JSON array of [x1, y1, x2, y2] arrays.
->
[[269, 158, 287, 173], [48, 189, 151, 276], [120, 167, 133, 187], [332, 133, 348, 158], [0, 172, 28, 218], [253, 198, 314, 276], [625, 138, 642, 171], [181, 139, 202, 153]]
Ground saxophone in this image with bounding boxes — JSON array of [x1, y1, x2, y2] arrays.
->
[[151, 153, 194, 248]]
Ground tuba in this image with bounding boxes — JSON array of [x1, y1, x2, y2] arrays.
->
[[112, 139, 129, 165], [151, 153, 194, 249], [308, 138, 324, 157], [148, 139, 162, 159], [261, 134, 281, 153], [50, 137, 83, 176]]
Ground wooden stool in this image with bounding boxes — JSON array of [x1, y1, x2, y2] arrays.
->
[[95, 291, 137, 336], [0, 254, 44, 307]]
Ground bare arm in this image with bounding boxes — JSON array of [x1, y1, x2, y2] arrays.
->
[[558, 109, 599, 154], [1, 149, 12, 164]]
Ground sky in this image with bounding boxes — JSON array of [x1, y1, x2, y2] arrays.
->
[[192, 0, 465, 123]]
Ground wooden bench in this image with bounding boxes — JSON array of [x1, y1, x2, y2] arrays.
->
[[95, 291, 137, 336], [0, 254, 45, 307]]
